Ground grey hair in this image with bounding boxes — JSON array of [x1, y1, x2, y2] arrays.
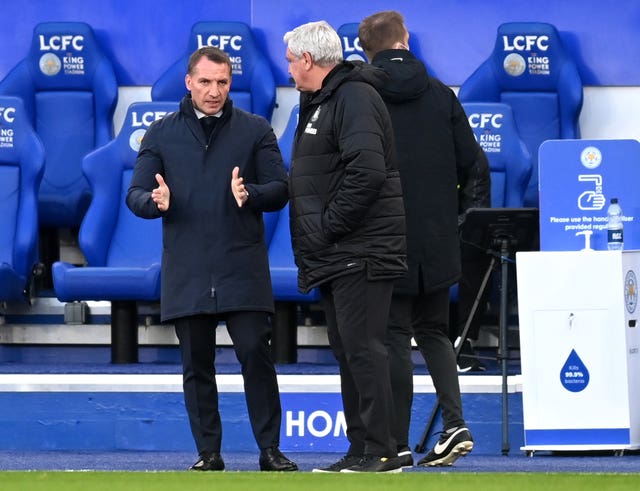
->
[[283, 20, 343, 67]]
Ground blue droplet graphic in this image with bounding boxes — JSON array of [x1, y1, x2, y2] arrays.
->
[[560, 349, 590, 392]]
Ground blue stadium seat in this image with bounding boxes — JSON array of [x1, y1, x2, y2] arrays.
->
[[0, 22, 119, 227], [151, 21, 276, 121], [458, 22, 583, 207], [52, 101, 178, 363], [0, 97, 45, 302], [463, 102, 532, 207]]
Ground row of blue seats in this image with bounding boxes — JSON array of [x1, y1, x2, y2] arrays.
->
[[0, 93, 531, 306], [1, 91, 532, 287], [0, 20, 583, 232]]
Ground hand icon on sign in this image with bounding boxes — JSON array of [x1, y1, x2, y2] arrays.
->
[[578, 190, 606, 211], [577, 175, 606, 211]]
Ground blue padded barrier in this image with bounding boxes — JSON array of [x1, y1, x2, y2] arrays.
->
[[0, 96, 45, 302]]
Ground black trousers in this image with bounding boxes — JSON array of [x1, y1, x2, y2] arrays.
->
[[174, 312, 282, 456], [319, 270, 397, 457], [387, 287, 466, 448]]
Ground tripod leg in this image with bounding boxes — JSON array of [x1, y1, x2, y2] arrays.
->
[[499, 239, 510, 455], [415, 255, 496, 453], [454, 255, 497, 357], [414, 404, 441, 453]]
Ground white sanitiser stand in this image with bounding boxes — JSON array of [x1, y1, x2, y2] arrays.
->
[[516, 247, 640, 455]]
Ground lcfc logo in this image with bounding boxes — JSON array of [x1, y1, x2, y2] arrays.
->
[[503, 53, 526, 76], [39, 34, 85, 51], [625, 270, 637, 314], [580, 146, 602, 169], [39, 53, 62, 76], [197, 34, 242, 51], [502, 35, 549, 52], [129, 129, 147, 152], [468, 113, 503, 129]]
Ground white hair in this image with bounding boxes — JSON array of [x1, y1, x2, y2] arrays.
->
[[283, 20, 343, 67]]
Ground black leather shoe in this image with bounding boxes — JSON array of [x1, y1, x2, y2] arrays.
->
[[190, 453, 225, 471], [259, 447, 298, 471]]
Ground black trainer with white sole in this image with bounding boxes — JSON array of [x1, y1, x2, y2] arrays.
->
[[417, 426, 474, 467]]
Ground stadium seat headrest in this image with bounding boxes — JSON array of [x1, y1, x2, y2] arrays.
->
[[152, 21, 275, 120], [463, 101, 532, 208], [114, 101, 179, 169], [186, 21, 261, 91], [337, 23, 366, 62], [28, 21, 110, 90], [490, 22, 573, 91]]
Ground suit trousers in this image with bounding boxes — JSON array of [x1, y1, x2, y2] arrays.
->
[[174, 312, 282, 456], [387, 286, 466, 448], [319, 269, 397, 457]]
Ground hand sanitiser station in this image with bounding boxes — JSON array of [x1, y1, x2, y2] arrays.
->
[[516, 140, 640, 455], [516, 239, 640, 454]]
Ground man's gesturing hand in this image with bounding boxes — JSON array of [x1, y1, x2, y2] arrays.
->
[[231, 166, 249, 208], [152, 173, 170, 212]]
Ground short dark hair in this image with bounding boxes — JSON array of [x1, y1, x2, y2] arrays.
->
[[187, 46, 232, 75], [358, 10, 406, 57]]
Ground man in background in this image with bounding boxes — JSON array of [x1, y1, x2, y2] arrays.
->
[[359, 10, 478, 467]]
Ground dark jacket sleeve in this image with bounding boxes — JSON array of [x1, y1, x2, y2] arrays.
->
[[244, 123, 289, 213], [323, 84, 388, 241], [458, 146, 492, 225]]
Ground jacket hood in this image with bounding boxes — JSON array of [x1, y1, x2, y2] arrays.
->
[[307, 60, 389, 105], [371, 49, 429, 103]]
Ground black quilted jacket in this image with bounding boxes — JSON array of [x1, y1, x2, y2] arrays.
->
[[289, 61, 407, 293]]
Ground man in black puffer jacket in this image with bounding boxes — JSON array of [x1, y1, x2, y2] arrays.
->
[[284, 20, 407, 473], [359, 10, 479, 469]]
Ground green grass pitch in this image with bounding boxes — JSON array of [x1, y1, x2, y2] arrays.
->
[[1, 472, 639, 491]]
